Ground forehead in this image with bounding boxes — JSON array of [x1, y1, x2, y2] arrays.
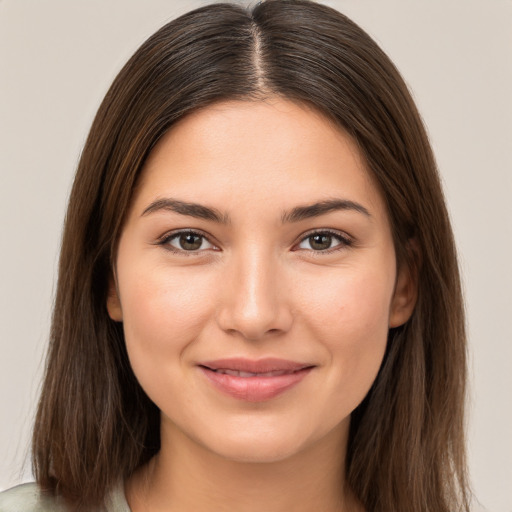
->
[[132, 97, 386, 221]]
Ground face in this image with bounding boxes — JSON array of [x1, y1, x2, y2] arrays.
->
[[108, 98, 416, 463]]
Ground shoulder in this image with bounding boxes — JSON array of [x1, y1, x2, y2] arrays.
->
[[0, 483, 68, 512], [0, 481, 130, 512]]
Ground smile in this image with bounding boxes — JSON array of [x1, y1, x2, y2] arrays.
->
[[198, 358, 315, 402], [209, 369, 294, 377]]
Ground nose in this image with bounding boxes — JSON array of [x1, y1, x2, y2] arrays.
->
[[216, 246, 293, 341]]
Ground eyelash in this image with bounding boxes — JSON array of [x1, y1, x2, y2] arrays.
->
[[157, 229, 354, 256], [157, 229, 217, 256], [295, 229, 354, 255]]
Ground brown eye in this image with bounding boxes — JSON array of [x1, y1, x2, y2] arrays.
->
[[309, 234, 333, 251], [163, 231, 215, 252], [296, 231, 352, 252], [179, 233, 203, 250]]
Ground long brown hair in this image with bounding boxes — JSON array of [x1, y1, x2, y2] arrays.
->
[[32, 1, 470, 510]]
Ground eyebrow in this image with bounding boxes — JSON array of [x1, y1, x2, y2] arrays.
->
[[281, 198, 371, 223], [141, 198, 230, 224], [141, 197, 371, 224]]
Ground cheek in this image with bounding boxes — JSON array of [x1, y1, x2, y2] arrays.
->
[[297, 265, 394, 397], [299, 263, 394, 334], [116, 262, 217, 379]]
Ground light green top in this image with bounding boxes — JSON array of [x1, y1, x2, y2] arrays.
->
[[0, 481, 131, 512]]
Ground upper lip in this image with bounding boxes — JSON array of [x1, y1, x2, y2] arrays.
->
[[199, 358, 313, 374]]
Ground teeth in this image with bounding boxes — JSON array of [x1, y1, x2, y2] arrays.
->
[[239, 371, 258, 377], [213, 369, 291, 377]]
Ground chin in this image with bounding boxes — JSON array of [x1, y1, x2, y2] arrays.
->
[[193, 416, 344, 465], [208, 435, 308, 464]]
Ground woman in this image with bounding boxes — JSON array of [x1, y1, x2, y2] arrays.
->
[[0, 1, 470, 511]]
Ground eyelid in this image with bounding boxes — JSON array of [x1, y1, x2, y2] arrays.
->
[[292, 228, 354, 253], [155, 228, 354, 255], [157, 229, 219, 255]]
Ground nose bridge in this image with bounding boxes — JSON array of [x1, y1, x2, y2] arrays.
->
[[217, 242, 291, 340]]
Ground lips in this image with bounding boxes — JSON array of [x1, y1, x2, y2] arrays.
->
[[210, 369, 294, 377], [198, 358, 314, 402]]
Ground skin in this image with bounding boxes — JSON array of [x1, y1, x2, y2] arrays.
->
[[107, 97, 417, 511]]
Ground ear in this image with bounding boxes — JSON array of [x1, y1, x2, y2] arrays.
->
[[389, 241, 419, 328], [106, 273, 123, 322]]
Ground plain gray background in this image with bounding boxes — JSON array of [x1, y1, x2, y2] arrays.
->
[[1, 1, 511, 511]]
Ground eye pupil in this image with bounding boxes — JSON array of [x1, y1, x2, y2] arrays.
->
[[310, 234, 332, 250], [180, 233, 202, 250]]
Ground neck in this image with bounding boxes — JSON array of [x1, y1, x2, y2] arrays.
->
[[126, 420, 362, 512]]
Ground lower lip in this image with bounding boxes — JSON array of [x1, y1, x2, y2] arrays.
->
[[199, 367, 313, 402]]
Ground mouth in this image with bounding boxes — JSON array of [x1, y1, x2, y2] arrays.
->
[[204, 368, 301, 377], [198, 358, 315, 402]]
